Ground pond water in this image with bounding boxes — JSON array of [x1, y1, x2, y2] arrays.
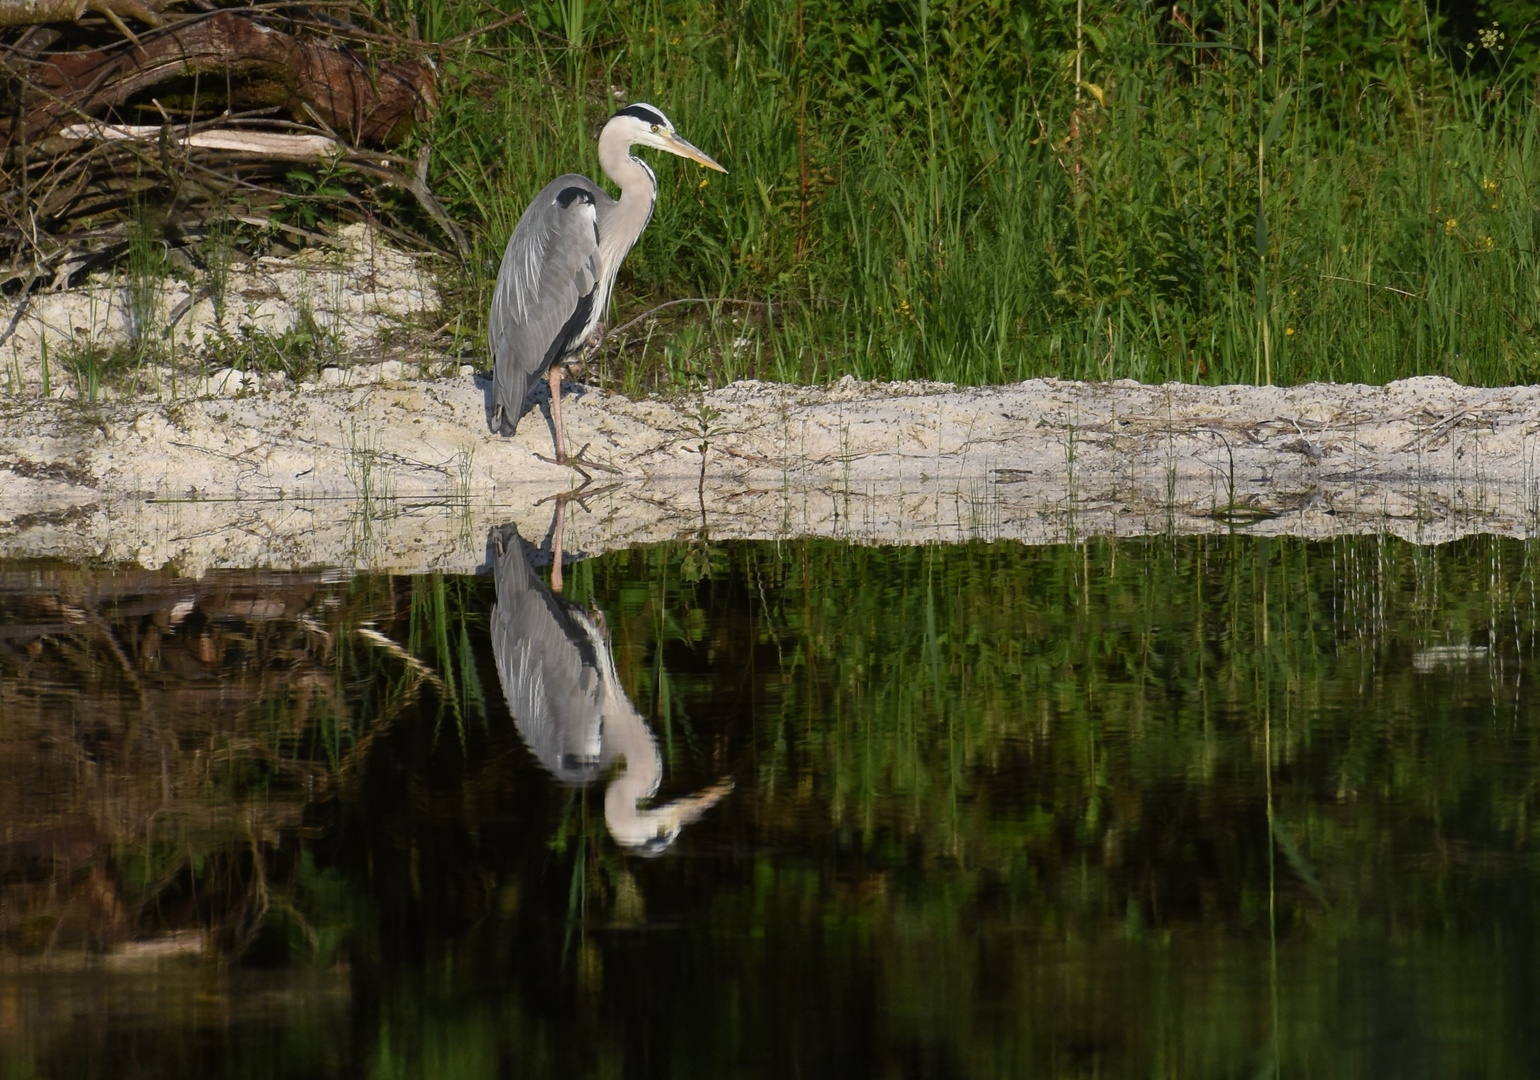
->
[[1, 530, 1537, 1078]]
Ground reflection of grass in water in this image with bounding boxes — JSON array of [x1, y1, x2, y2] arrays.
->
[[7, 534, 1540, 1075], [548, 784, 627, 978], [599, 533, 1540, 922], [606, 542, 706, 770], [342, 421, 398, 562], [0, 568, 407, 966], [405, 573, 486, 750], [575, 531, 1540, 1075]]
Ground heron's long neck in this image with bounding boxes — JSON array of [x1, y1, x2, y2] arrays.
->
[[602, 702, 732, 850], [603, 705, 665, 844], [597, 127, 657, 268]]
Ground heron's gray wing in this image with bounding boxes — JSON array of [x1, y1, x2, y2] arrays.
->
[[489, 175, 607, 433], [489, 524, 607, 783]]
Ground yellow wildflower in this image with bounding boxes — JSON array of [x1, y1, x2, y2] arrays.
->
[[1444, 218, 1459, 235]]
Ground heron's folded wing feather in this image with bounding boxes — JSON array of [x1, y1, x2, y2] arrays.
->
[[490, 176, 606, 426]]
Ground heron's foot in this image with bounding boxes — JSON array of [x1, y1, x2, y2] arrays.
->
[[567, 443, 623, 478], [535, 477, 621, 511]]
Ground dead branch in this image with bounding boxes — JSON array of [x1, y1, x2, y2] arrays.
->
[[0, 0, 177, 32], [61, 120, 341, 158]]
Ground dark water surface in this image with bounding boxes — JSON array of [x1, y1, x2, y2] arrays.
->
[[2, 532, 1537, 1078]]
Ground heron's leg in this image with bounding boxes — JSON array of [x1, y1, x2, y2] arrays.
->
[[547, 363, 566, 464], [550, 496, 565, 594], [534, 356, 622, 476]]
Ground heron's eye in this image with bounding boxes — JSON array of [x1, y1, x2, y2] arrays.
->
[[651, 124, 661, 133]]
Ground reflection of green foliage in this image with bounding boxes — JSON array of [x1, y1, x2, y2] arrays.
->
[[285, 849, 359, 967], [7, 533, 1540, 1076], [406, 573, 487, 747], [580, 533, 1540, 1077], [606, 543, 709, 770], [370, 1014, 500, 1080], [597, 533, 1540, 941]]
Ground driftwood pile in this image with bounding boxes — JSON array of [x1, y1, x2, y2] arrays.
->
[[0, 0, 468, 296]]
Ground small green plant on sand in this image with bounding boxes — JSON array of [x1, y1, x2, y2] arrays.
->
[[204, 303, 340, 384]]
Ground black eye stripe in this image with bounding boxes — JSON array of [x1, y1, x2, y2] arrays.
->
[[615, 104, 668, 127]]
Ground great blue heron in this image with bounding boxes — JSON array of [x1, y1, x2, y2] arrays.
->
[[490, 518, 731, 852], [489, 104, 727, 467]]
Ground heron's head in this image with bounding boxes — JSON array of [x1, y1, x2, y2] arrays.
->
[[605, 778, 734, 855], [607, 103, 727, 174]]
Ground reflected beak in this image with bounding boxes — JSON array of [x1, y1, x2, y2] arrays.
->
[[667, 132, 727, 174]]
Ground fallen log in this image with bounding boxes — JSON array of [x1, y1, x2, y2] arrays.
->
[[12, 10, 435, 148]]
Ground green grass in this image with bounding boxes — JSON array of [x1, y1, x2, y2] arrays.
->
[[379, 0, 1540, 389]]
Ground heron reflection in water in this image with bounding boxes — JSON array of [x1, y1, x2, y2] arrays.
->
[[490, 516, 730, 852]]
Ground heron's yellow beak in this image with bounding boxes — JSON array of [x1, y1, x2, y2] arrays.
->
[[668, 133, 728, 174]]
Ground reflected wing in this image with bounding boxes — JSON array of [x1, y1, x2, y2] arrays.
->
[[489, 176, 606, 432], [489, 524, 605, 782]]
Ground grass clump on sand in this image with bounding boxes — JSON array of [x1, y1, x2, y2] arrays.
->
[[386, 0, 1540, 389]]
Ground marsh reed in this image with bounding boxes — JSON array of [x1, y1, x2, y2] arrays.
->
[[400, 0, 1540, 389]]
